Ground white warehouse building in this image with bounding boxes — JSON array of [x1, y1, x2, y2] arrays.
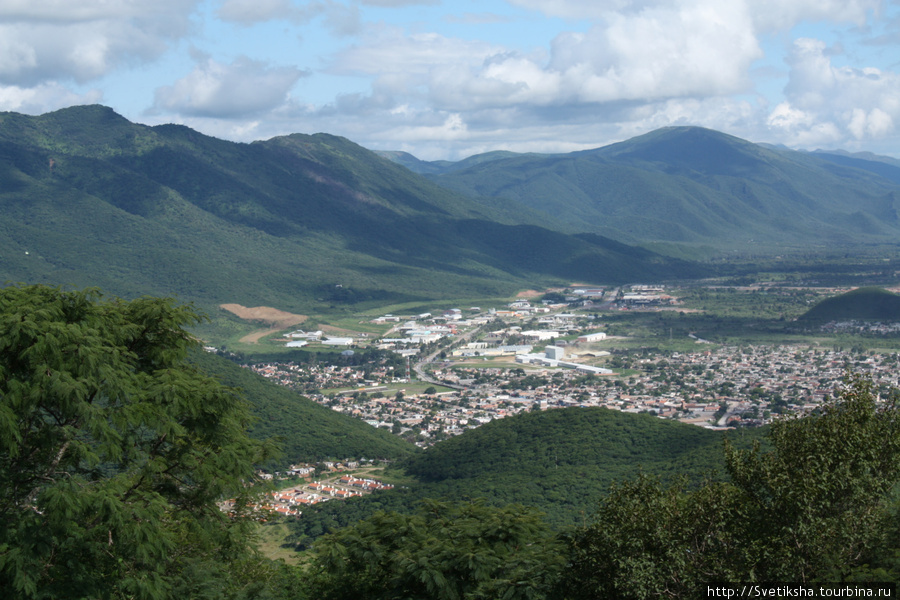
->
[[578, 332, 607, 343]]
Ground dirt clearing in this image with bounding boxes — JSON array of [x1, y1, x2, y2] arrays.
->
[[219, 304, 307, 344]]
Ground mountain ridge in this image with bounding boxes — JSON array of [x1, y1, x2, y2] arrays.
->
[[0, 105, 701, 312], [383, 126, 900, 250]]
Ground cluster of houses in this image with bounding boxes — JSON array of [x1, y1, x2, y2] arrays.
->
[[252, 362, 398, 393], [221, 472, 395, 518], [245, 287, 900, 449], [299, 342, 900, 443]]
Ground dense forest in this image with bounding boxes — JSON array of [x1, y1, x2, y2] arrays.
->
[[286, 407, 768, 544]]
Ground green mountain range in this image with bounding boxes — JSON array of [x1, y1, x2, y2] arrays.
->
[[395, 127, 900, 251], [6, 105, 900, 316], [0, 105, 699, 313]]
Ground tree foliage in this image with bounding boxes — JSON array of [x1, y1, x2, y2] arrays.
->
[[565, 376, 900, 598], [724, 375, 900, 581], [307, 500, 564, 600], [0, 285, 278, 599]]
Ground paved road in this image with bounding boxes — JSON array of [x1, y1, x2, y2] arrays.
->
[[412, 324, 484, 389]]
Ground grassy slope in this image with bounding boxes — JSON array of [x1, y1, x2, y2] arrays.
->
[[190, 351, 416, 467]]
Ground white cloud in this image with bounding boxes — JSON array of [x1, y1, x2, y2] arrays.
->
[[0, 82, 102, 114], [0, 0, 195, 22], [505, 0, 879, 31], [747, 0, 879, 31], [330, 0, 761, 113], [443, 12, 514, 25], [330, 28, 499, 76], [358, 0, 439, 6], [152, 54, 307, 118], [0, 1, 198, 86], [768, 37, 900, 145], [217, 0, 361, 34], [546, 0, 762, 102], [217, 0, 302, 23]]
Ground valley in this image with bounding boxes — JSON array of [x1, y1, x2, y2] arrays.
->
[[219, 276, 900, 559], [223, 279, 900, 443], [5, 106, 900, 592]]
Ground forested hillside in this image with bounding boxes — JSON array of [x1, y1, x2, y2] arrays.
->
[[798, 286, 900, 324], [190, 351, 416, 467], [0, 105, 701, 314], [406, 127, 900, 251], [287, 407, 767, 545]]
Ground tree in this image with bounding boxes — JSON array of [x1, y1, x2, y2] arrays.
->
[[565, 475, 746, 599], [565, 375, 900, 597], [725, 375, 900, 582], [0, 285, 278, 599], [307, 500, 564, 600]]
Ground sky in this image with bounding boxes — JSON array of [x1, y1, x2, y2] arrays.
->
[[1, 0, 900, 160]]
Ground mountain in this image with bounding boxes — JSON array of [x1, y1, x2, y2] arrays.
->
[[811, 150, 900, 185], [375, 149, 535, 175], [395, 127, 900, 251], [0, 105, 701, 312], [798, 286, 900, 324]]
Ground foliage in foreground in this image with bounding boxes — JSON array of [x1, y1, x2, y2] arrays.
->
[[565, 375, 900, 598], [306, 500, 565, 600], [0, 285, 291, 599], [302, 376, 900, 599]]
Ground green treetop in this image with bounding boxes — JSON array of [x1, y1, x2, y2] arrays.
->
[[565, 375, 900, 598], [0, 285, 280, 599]]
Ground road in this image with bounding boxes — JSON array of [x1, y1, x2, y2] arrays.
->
[[412, 324, 485, 390]]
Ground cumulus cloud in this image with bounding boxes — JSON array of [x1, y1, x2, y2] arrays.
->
[[152, 53, 307, 118], [298, 0, 898, 158], [0, 0, 197, 86], [329, 0, 762, 113], [0, 82, 102, 114], [767, 37, 900, 145], [505, 0, 879, 31], [546, 0, 762, 101]]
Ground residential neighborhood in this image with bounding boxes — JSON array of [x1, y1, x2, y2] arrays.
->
[[243, 285, 900, 445], [222, 470, 395, 518]]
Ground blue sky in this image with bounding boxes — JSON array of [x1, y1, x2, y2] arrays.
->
[[2, 0, 899, 160]]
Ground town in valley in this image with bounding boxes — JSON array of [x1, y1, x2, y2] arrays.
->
[[226, 283, 900, 449]]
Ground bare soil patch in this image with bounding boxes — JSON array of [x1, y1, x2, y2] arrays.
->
[[220, 304, 307, 344]]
